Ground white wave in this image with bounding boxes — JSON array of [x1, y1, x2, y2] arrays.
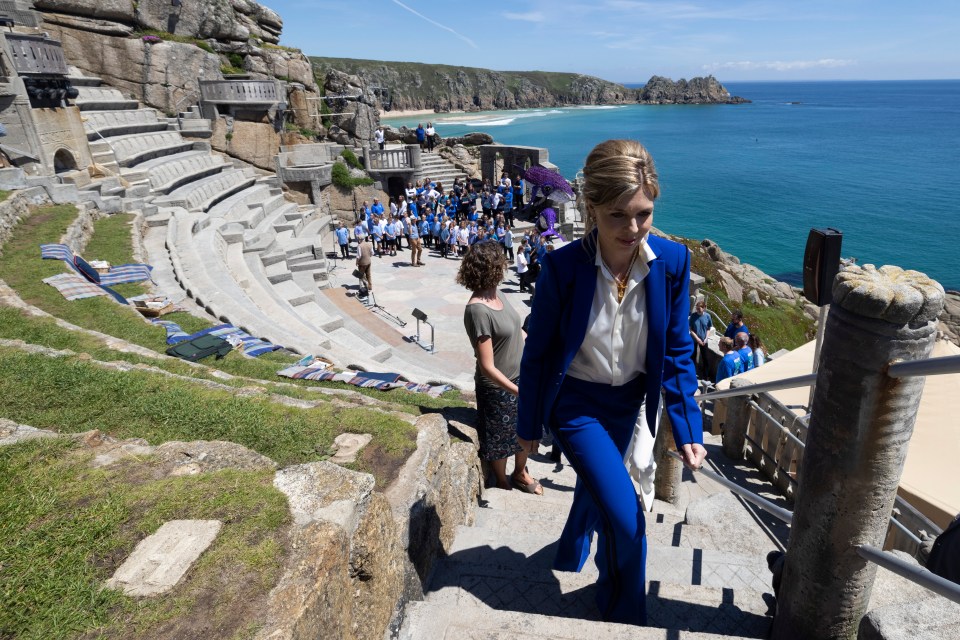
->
[[572, 105, 625, 110], [437, 117, 517, 126]]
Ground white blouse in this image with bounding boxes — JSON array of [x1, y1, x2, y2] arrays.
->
[[566, 236, 657, 387]]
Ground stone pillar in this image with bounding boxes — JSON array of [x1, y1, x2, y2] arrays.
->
[[771, 265, 944, 640], [407, 144, 422, 175], [721, 378, 753, 460]]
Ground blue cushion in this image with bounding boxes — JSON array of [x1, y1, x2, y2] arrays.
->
[[73, 255, 101, 283]]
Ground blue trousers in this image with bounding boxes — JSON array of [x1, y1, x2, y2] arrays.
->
[[551, 374, 647, 626]]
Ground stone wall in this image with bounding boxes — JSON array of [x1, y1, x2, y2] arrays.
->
[[257, 412, 480, 639], [0, 189, 50, 255]]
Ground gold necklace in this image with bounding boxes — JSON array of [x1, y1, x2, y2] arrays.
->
[[613, 249, 639, 303]]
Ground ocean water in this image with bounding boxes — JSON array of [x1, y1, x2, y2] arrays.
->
[[383, 81, 960, 290]]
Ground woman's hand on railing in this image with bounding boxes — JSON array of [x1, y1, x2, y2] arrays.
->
[[680, 443, 707, 471]]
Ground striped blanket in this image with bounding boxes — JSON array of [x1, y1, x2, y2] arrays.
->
[[277, 363, 453, 397], [40, 244, 153, 285], [42, 273, 109, 300], [152, 319, 282, 358]]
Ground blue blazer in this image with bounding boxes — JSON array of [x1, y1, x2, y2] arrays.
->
[[517, 233, 703, 447]]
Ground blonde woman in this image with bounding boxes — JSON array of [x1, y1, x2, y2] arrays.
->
[[518, 139, 705, 626]]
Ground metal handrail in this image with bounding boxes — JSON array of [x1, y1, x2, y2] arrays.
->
[[696, 373, 817, 402], [748, 400, 806, 449], [856, 544, 960, 604], [887, 514, 923, 545], [702, 291, 733, 318], [666, 450, 794, 523], [888, 354, 960, 379]]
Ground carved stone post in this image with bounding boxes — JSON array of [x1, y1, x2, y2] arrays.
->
[[771, 265, 944, 640], [721, 378, 753, 460], [654, 409, 682, 504]]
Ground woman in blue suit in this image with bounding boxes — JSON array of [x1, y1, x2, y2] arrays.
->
[[517, 139, 707, 626]]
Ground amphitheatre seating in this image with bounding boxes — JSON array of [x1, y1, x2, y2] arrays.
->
[[73, 86, 139, 111], [122, 150, 231, 195], [98, 131, 196, 168], [82, 109, 169, 140], [152, 168, 256, 213], [166, 209, 334, 353]]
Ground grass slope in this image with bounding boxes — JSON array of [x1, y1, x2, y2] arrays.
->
[[0, 438, 289, 639]]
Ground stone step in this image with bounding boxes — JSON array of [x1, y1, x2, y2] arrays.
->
[[74, 86, 138, 111], [399, 599, 766, 640], [153, 169, 256, 213], [107, 131, 195, 168], [83, 108, 167, 139], [443, 525, 773, 594]]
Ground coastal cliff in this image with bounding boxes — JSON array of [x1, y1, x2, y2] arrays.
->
[[311, 57, 748, 113]]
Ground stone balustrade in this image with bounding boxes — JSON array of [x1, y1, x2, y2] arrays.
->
[[367, 147, 413, 171], [199, 79, 281, 105], [5, 33, 68, 75]]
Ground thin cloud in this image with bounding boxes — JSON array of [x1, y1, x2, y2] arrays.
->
[[704, 59, 857, 72], [388, 0, 478, 48], [504, 11, 545, 22]]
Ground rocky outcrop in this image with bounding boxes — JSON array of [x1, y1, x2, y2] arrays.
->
[[322, 69, 379, 146], [312, 58, 748, 113], [697, 237, 804, 311], [35, 0, 318, 116], [638, 75, 749, 105], [33, 0, 283, 44], [311, 58, 636, 113]]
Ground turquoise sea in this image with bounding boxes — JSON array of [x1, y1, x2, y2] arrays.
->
[[383, 81, 960, 290]]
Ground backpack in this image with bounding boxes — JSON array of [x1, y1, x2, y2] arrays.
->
[[166, 334, 233, 362]]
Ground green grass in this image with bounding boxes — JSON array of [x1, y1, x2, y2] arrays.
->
[[0, 438, 289, 639], [0, 189, 11, 203], [681, 238, 816, 351], [331, 162, 373, 189], [0, 205, 466, 410], [0, 347, 417, 472]]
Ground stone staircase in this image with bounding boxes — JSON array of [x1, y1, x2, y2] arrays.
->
[[417, 150, 470, 187], [398, 434, 786, 639]]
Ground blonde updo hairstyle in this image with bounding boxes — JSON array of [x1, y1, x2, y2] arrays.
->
[[581, 139, 660, 238]]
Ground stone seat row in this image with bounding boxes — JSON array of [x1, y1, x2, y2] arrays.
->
[[152, 168, 256, 213], [121, 150, 231, 195], [73, 86, 139, 111], [82, 109, 169, 140], [90, 130, 197, 168]]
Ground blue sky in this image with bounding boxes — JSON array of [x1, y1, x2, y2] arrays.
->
[[261, 1, 959, 83]]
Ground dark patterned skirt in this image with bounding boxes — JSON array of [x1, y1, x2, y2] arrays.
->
[[475, 377, 522, 461]]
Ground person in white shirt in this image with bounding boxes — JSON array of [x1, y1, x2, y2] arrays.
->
[[515, 238, 530, 292], [374, 126, 385, 150], [517, 139, 706, 628], [425, 122, 436, 152]]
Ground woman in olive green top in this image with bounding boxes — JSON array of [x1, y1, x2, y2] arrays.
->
[[457, 241, 542, 494]]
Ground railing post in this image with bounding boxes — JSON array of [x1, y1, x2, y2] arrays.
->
[[721, 378, 752, 460], [654, 407, 682, 504], [771, 265, 944, 640]]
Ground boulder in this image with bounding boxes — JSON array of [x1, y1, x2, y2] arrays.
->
[[717, 269, 744, 304], [212, 119, 281, 170], [267, 462, 404, 640]]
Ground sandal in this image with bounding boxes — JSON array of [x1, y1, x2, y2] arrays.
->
[[510, 473, 543, 495]]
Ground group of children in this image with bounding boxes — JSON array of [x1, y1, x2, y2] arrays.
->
[[347, 173, 532, 261], [715, 311, 767, 382]]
